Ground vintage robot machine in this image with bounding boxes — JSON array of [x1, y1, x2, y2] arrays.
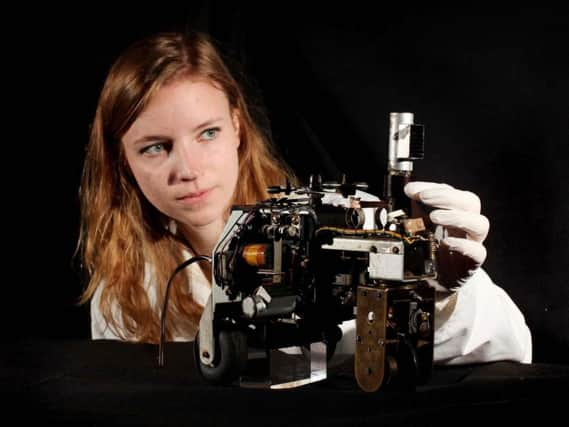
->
[[194, 112, 437, 392]]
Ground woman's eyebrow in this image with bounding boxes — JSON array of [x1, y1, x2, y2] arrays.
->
[[131, 134, 169, 146], [192, 118, 223, 132]]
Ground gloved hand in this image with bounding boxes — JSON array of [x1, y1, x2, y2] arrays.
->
[[404, 182, 490, 290]]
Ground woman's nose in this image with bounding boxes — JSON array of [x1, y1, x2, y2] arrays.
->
[[170, 141, 202, 183]]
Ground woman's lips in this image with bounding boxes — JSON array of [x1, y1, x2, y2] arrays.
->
[[176, 188, 211, 205]]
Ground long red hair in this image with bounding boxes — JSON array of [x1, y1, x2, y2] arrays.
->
[[77, 31, 295, 342]]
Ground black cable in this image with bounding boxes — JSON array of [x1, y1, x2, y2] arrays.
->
[[158, 255, 212, 367]]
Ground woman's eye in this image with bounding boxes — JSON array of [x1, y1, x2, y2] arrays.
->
[[200, 127, 220, 141], [140, 143, 167, 155]]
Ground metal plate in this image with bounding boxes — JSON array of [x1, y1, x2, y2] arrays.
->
[[355, 286, 387, 392]]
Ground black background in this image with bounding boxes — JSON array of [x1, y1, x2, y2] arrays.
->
[[12, 3, 568, 363]]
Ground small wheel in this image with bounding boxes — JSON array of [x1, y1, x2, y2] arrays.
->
[[384, 335, 419, 391], [193, 329, 248, 385]]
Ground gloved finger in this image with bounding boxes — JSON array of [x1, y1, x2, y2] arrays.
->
[[404, 182, 481, 213], [441, 237, 487, 266], [430, 209, 490, 242], [404, 182, 454, 200]]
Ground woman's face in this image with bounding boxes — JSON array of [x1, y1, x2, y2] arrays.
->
[[122, 78, 240, 232]]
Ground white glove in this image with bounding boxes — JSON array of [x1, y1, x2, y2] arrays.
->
[[404, 182, 490, 290]]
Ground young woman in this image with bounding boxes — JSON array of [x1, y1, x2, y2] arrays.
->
[[77, 31, 532, 365]]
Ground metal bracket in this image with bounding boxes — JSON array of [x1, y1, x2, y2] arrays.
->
[[355, 285, 387, 392], [198, 295, 215, 365]]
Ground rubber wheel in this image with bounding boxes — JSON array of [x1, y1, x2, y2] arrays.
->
[[194, 329, 248, 385], [384, 336, 419, 391]]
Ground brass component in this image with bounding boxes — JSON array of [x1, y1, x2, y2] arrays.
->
[[242, 244, 270, 267], [355, 286, 387, 392], [403, 217, 426, 234]]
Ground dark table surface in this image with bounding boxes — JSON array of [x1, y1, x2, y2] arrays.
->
[[3, 339, 569, 426]]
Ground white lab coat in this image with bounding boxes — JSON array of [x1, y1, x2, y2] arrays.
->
[[91, 190, 532, 364]]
